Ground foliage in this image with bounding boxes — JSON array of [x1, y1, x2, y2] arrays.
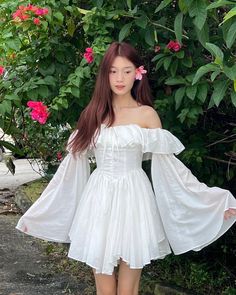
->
[[0, 0, 236, 292]]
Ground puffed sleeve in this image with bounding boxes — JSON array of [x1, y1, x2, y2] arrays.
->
[[142, 127, 236, 254], [15, 130, 91, 243]]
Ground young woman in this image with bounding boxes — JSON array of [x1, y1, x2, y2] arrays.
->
[[16, 42, 236, 295]]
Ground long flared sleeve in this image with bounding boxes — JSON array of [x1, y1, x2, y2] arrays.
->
[[142, 127, 236, 254], [15, 131, 91, 243]]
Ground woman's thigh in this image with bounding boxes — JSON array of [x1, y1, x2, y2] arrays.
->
[[117, 258, 142, 295]]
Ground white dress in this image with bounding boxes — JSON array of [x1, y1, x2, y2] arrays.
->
[[15, 124, 236, 275]]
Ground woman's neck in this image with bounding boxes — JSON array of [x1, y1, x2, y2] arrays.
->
[[112, 94, 138, 110]]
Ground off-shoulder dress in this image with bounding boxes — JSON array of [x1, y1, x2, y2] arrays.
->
[[15, 124, 236, 275]]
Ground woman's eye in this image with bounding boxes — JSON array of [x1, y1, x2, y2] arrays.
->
[[125, 71, 131, 74], [110, 70, 116, 74]]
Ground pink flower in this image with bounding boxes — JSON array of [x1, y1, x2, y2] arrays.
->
[[0, 66, 5, 76], [83, 47, 94, 63], [135, 66, 147, 80], [154, 45, 161, 53], [57, 152, 63, 161], [166, 40, 182, 52], [25, 4, 39, 12], [27, 101, 49, 124], [33, 18, 41, 25], [35, 8, 49, 16]]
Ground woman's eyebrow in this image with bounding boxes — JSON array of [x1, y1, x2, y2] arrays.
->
[[110, 66, 133, 69]]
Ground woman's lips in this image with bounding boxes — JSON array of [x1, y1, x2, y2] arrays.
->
[[115, 85, 125, 90]]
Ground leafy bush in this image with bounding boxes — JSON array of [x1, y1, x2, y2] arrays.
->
[[0, 0, 235, 292]]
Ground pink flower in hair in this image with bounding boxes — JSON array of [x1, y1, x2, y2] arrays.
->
[[135, 66, 147, 80]]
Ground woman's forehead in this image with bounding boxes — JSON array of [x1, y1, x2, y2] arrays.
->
[[111, 56, 135, 68]]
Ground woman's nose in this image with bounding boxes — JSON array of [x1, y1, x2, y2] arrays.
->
[[116, 71, 124, 81]]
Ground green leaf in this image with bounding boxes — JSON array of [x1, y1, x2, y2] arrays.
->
[[174, 12, 183, 45], [152, 54, 166, 62], [211, 80, 228, 106], [155, 0, 172, 13], [155, 58, 164, 71], [207, 1, 236, 10], [205, 42, 224, 62], [165, 77, 186, 85], [175, 50, 185, 59], [77, 8, 90, 14], [195, 21, 209, 46], [135, 15, 148, 29], [182, 56, 192, 68], [196, 83, 208, 103], [6, 39, 21, 51], [175, 87, 185, 110], [127, 0, 132, 9], [231, 91, 236, 107], [170, 59, 178, 77], [38, 85, 49, 98], [234, 80, 236, 92], [186, 85, 197, 100], [189, 0, 207, 30], [226, 21, 236, 48], [145, 27, 155, 46], [210, 70, 221, 81], [163, 56, 172, 71], [67, 18, 76, 37], [71, 87, 80, 98], [192, 63, 220, 85], [43, 76, 57, 86], [5, 94, 20, 101], [54, 11, 64, 24], [178, 0, 194, 14], [221, 7, 236, 24], [0, 140, 24, 156], [223, 65, 236, 80], [119, 23, 132, 42]]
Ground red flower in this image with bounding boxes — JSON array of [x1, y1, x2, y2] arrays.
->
[[57, 152, 63, 161], [166, 40, 182, 52], [27, 101, 49, 124], [83, 47, 94, 63], [33, 18, 41, 25], [0, 66, 5, 76]]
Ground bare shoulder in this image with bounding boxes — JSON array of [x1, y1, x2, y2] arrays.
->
[[139, 105, 162, 129]]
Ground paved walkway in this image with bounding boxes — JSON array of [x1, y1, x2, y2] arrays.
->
[[0, 159, 95, 295], [0, 159, 42, 189]]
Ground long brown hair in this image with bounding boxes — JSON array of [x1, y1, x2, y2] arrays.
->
[[69, 41, 153, 154]]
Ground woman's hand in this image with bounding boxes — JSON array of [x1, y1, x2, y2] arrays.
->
[[224, 208, 236, 220]]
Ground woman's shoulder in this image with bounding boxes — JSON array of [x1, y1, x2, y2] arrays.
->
[[138, 105, 162, 129]]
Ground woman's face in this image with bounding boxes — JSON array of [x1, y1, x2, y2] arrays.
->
[[109, 56, 136, 97]]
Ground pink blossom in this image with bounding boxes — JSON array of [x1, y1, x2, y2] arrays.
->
[[154, 45, 161, 53], [0, 66, 5, 76], [57, 152, 63, 161], [27, 101, 49, 125], [83, 47, 94, 63], [135, 66, 147, 80], [35, 8, 49, 16], [33, 18, 41, 25], [166, 40, 182, 52]]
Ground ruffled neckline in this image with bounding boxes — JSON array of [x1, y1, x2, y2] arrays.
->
[[101, 123, 162, 130]]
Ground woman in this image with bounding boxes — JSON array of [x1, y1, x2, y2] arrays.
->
[[16, 42, 236, 295]]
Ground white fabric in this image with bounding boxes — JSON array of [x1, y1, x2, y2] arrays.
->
[[15, 124, 236, 275]]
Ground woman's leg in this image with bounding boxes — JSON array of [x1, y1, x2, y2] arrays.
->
[[117, 258, 142, 295], [92, 267, 117, 295]]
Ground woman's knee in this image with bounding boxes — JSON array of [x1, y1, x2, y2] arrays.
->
[[92, 268, 117, 295]]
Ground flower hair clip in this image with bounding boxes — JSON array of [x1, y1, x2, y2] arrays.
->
[[135, 65, 147, 80]]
